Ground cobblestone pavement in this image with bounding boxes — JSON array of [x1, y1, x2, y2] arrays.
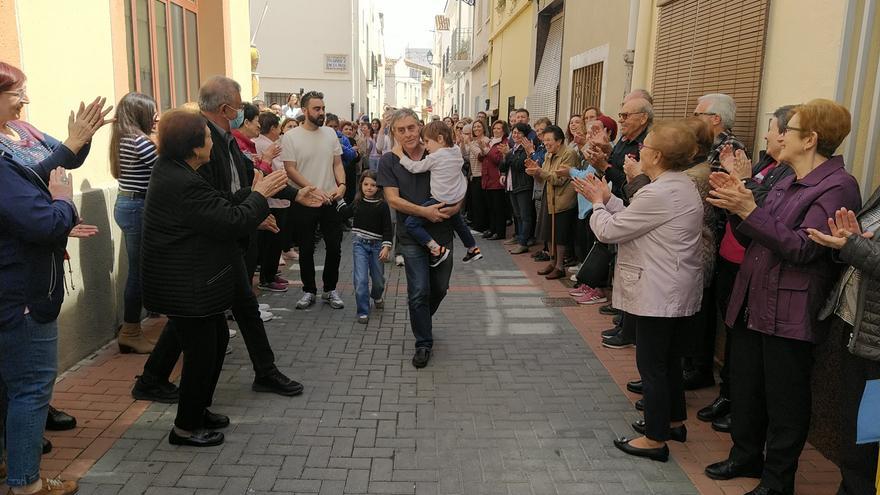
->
[[70, 233, 701, 495]]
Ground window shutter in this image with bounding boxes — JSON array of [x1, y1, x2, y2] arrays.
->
[[652, 0, 770, 152], [529, 15, 564, 123]]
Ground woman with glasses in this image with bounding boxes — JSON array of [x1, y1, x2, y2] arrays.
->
[[704, 99, 862, 495], [109, 92, 159, 355], [576, 120, 704, 463], [0, 61, 111, 495]]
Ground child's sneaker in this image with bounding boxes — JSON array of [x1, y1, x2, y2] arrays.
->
[[429, 246, 450, 267], [357, 315, 369, 324], [462, 248, 483, 264]]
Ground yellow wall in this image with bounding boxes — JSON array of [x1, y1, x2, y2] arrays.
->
[[0, 0, 21, 67], [558, 0, 634, 122], [227, 0, 254, 99], [488, 0, 532, 115]]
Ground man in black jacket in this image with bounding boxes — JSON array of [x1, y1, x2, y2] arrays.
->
[[133, 76, 313, 400]]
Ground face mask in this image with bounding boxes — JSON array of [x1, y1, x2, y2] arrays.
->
[[228, 106, 245, 129]]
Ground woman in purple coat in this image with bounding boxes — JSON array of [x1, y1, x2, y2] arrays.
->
[[704, 99, 862, 495]]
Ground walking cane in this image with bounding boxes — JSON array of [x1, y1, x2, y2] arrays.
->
[[547, 154, 556, 267]]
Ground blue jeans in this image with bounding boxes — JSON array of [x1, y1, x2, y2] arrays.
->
[[399, 241, 453, 349], [352, 237, 386, 317], [0, 315, 58, 487], [403, 198, 476, 249], [509, 190, 534, 246], [114, 196, 144, 323], [369, 156, 380, 173]]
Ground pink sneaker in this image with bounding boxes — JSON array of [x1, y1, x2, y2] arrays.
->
[[569, 285, 593, 297], [274, 275, 290, 286], [259, 281, 288, 292], [576, 289, 608, 305]]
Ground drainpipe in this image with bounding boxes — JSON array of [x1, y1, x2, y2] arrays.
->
[[622, 0, 639, 96]]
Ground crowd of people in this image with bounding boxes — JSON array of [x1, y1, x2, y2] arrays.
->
[[0, 55, 878, 495]]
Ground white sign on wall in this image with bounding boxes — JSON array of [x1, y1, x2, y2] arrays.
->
[[325, 54, 348, 73]]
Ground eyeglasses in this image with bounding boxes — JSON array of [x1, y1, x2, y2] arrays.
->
[[783, 125, 806, 134], [638, 143, 661, 154], [618, 111, 645, 120], [3, 87, 28, 101], [693, 112, 717, 117]]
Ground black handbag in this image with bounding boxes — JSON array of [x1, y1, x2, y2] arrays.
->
[[575, 241, 613, 288]]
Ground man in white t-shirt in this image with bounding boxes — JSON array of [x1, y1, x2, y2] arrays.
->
[[281, 91, 347, 310]]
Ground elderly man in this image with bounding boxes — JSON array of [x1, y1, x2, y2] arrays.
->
[[133, 76, 311, 403], [694, 93, 745, 167]]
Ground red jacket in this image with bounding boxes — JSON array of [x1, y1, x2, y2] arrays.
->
[[232, 129, 272, 175], [481, 140, 506, 190]]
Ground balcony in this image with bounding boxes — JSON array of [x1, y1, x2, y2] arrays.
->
[[449, 28, 472, 73]]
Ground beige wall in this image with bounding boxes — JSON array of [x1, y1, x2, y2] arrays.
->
[[489, 0, 532, 115], [0, 0, 21, 67], [558, 0, 634, 125]]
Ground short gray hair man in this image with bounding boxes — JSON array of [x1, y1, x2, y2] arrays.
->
[[697, 93, 736, 131], [198, 76, 241, 113]]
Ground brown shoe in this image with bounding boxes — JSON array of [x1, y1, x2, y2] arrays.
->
[[537, 263, 556, 275], [502, 237, 518, 245], [545, 268, 566, 280], [118, 322, 155, 354], [11, 478, 79, 495], [509, 245, 529, 255]]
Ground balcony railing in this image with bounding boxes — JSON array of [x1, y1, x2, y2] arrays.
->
[[449, 27, 472, 73]]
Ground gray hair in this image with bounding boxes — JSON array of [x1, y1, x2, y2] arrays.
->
[[198, 76, 241, 113], [387, 108, 420, 135], [627, 88, 654, 105], [462, 123, 473, 133], [631, 98, 654, 126], [698, 93, 736, 130]]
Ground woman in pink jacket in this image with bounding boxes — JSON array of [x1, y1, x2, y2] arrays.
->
[[577, 120, 704, 463]]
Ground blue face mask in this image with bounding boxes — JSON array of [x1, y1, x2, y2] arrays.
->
[[228, 107, 245, 129]]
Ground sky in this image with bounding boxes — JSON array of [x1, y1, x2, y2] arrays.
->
[[375, 0, 447, 58]]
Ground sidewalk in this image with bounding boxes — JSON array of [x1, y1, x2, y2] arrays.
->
[[3, 232, 838, 494]]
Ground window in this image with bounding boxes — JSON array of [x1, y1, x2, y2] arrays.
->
[[124, 0, 200, 110], [651, 0, 770, 152], [571, 62, 603, 116]]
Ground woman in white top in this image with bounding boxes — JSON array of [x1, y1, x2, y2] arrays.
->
[[577, 120, 704, 463], [281, 93, 302, 120]]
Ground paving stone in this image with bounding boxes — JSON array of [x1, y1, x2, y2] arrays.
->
[[74, 236, 699, 495]]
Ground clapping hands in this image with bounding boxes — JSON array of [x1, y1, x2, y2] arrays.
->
[[65, 97, 114, 153], [706, 171, 757, 218], [807, 208, 874, 250]]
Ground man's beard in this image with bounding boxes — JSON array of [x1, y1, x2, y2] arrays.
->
[[309, 114, 325, 127]]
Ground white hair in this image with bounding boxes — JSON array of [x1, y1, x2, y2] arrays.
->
[[698, 93, 736, 130]]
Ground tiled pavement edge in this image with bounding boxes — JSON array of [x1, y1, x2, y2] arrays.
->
[[2, 230, 837, 494]]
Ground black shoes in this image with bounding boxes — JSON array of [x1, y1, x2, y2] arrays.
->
[[42, 437, 52, 454], [601, 326, 620, 339], [631, 420, 687, 442], [132, 374, 180, 404], [412, 347, 431, 368], [626, 379, 643, 394], [612, 313, 623, 326], [204, 410, 230, 430], [682, 369, 715, 390], [635, 398, 644, 411], [253, 368, 304, 396], [745, 486, 784, 495], [429, 246, 450, 267], [602, 333, 635, 349], [613, 437, 669, 462], [697, 396, 730, 422], [46, 406, 76, 431], [704, 458, 763, 480], [599, 304, 620, 316], [712, 413, 731, 433], [169, 428, 224, 447]]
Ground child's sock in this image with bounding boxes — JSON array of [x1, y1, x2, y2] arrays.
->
[[427, 240, 441, 255]]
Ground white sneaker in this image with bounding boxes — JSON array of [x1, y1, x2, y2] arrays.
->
[[258, 303, 270, 311], [568, 264, 581, 274], [570, 274, 578, 282], [259, 310, 274, 322], [296, 292, 316, 310], [395, 254, 405, 267], [373, 298, 384, 309], [229, 328, 238, 338], [322, 290, 344, 309]]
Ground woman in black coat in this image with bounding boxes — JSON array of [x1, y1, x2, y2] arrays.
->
[[142, 108, 288, 447]]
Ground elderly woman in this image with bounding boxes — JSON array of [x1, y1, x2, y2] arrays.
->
[[704, 99, 862, 495], [0, 61, 110, 495], [142, 108, 287, 448], [528, 125, 579, 280], [577, 120, 704, 462], [810, 192, 880, 495]]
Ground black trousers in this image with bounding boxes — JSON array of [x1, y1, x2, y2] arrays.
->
[[833, 316, 880, 495], [714, 257, 740, 398], [468, 177, 488, 232], [258, 207, 288, 285], [143, 254, 277, 381], [169, 313, 229, 431], [682, 284, 717, 365], [634, 315, 688, 441], [573, 214, 595, 262], [728, 317, 814, 494], [485, 188, 507, 237], [292, 203, 343, 294]]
